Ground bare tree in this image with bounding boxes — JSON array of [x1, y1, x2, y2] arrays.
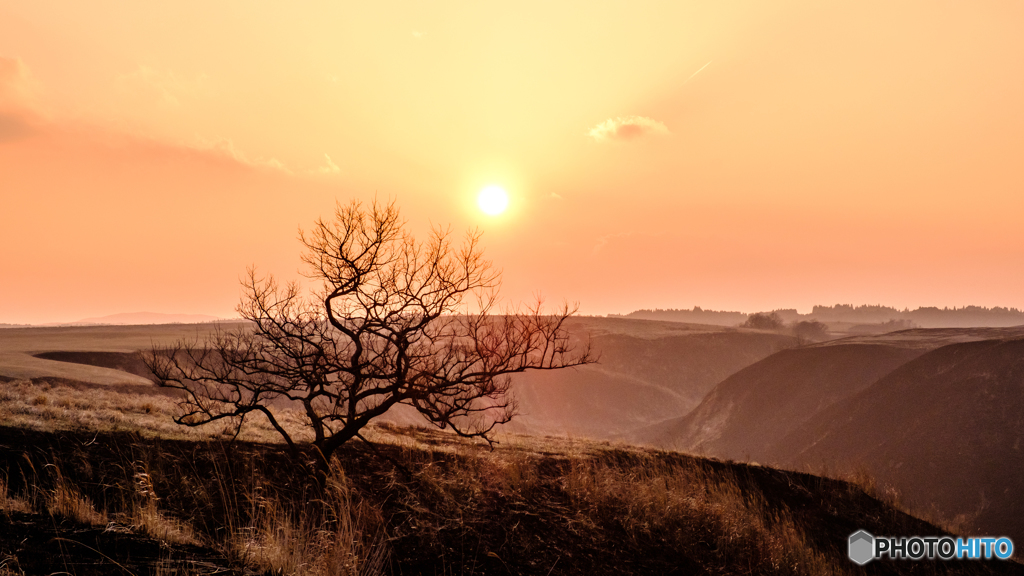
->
[[146, 199, 593, 466]]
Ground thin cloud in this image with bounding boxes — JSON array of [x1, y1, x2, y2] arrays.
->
[[193, 135, 292, 173], [587, 116, 669, 142], [116, 65, 209, 108], [0, 57, 35, 105], [0, 56, 45, 141], [592, 231, 634, 256], [315, 153, 341, 174]]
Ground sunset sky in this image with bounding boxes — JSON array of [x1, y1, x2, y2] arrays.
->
[[3, 1, 1024, 324]]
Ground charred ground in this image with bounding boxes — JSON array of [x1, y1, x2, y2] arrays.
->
[[1, 425, 1022, 575]]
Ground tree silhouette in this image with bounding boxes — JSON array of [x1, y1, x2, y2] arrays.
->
[[743, 312, 784, 331], [146, 199, 593, 466]]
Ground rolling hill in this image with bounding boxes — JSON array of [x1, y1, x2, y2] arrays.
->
[[0, 317, 799, 439], [509, 320, 798, 437], [632, 326, 1024, 546], [635, 328, 1024, 458], [633, 341, 927, 457], [768, 336, 1024, 546]]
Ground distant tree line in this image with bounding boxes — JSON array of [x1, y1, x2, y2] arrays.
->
[[619, 304, 1024, 329], [612, 307, 747, 326]]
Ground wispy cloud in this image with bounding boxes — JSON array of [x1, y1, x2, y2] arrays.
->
[[315, 153, 341, 174], [412, 31, 425, 39], [587, 116, 669, 143], [115, 65, 209, 108], [192, 135, 291, 173], [0, 56, 45, 141], [0, 57, 35, 105], [592, 231, 635, 256]]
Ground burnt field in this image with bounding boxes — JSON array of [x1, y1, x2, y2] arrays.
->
[[2, 424, 1022, 576]]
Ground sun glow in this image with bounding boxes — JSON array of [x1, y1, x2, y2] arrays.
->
[[477, 185, 509, 216]]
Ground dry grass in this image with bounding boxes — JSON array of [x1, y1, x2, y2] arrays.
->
[[0, 380, 390, 574], [231, 463, 389, 576], [3, 450, 389, 576], [0, 557, 24, 576], [555, 456, 840, 575], [0, 378, 964, 575], [0, 417, 967, 575], [125, 462, 198, 545], [0, 477, 32, 515], [340, 427, 855, 574], [45, 467, 107, 526], [837, 464, 903, 509], [0, 378, 312, 444], [809, 461, 976, 537]]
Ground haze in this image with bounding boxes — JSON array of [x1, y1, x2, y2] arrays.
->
[[3, 1, 1024, 324]]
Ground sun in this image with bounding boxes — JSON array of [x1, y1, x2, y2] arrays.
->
[[477, 185, 509, 216]]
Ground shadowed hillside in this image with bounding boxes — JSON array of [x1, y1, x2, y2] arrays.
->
[[634, 343, 926, 456], [510, 325, 797, 437], [637, 328, 1024, 457], [33, 351, 157, 381], [768, 337, 1024, 547]]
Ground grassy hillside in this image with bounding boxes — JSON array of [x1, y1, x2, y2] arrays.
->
[[0, 323, 244, 384], [2, 423, 1019, 575], [3, 323, 1023, 574]]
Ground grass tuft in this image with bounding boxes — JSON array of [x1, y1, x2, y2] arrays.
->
[[230, 461, 389, 576], [45, 466, 107, 526]]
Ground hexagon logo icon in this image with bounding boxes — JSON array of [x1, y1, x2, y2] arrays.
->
[[849, 530, 874, 565]]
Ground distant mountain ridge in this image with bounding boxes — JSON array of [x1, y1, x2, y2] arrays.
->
[[618, 304, 1024, 328], [65, 312, 223, 325]]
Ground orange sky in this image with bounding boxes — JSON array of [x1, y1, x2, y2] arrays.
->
[[3, 1, 1024, 324]]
